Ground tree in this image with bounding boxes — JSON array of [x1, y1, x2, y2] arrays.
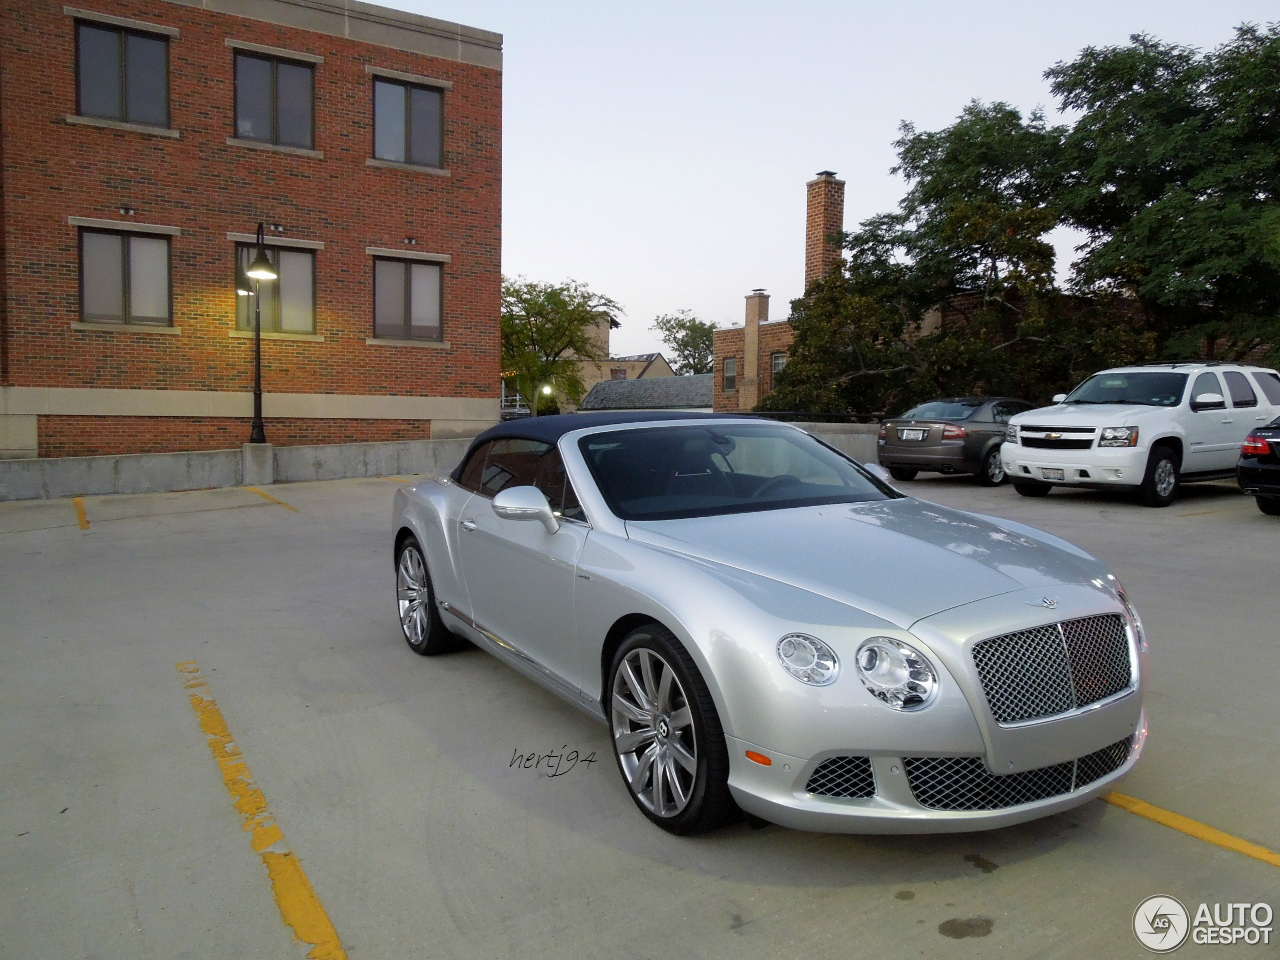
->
[[652, 310, 716, 374], [501, 277, 622, 414], [1047, 26, 1280, 362]]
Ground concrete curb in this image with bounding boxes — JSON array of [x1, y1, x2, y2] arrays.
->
[[0, 437, 474, 501]]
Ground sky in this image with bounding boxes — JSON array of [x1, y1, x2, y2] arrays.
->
[[390, 1, 1277, 357]]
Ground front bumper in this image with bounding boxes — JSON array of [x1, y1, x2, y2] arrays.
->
[[725, 710, 1146, 834], [1001, 441, 1146, 487]]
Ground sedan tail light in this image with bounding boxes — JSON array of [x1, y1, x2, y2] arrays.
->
[[878, 423, 887, 441], [1242, 435, 1272, 456], [942, 424, 968, 440]]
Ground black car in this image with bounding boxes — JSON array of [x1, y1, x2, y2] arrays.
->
[[877, 397, 1035, 486], [1238, 416, 1280, 515]]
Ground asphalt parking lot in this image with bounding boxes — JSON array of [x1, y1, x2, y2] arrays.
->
[[1, 472, 1277, 959]]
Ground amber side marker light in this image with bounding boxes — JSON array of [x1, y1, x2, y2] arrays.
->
[[745, 751, 772, 766]]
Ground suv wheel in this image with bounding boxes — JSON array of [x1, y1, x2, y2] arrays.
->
[[1013, 480, 1051, 498], [1139, 445, 1179, 508], [888, 467, 918, 482], [1257, 496, 1280, 516], [975, 447, 1006, 487]]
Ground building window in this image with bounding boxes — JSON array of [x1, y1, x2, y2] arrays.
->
[[76, 23, 168, 126], [373, 79, 442, 167], [723, 357, 737, 392], [373, 258, 442, 341], [80, 230, 170, 324], [234, 53, 314, 148], [771, 352, 787, 376], [611, 368, 627, 381], [235, 245, 315, 333]]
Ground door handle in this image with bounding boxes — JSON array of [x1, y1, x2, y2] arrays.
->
[[461, 518, 477, 531], [1221, 419, 1233, 424]]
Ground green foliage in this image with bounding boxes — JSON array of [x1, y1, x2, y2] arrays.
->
[[501, 277, 622, 408], [768, 25, 1280, 416], [652, 310, 716, 374]]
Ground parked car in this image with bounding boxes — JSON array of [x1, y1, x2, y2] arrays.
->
[[877, 397, 1036, 486], [1237, 416, 1280, 515], [392, 412, 1147, 835], [1002, 363, 1280, 507]]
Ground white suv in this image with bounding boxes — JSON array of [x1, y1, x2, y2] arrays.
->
[[1001, 363, 1280, 507]]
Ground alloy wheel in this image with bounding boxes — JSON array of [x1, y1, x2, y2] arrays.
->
[[397, 544, 431, 647], [986, 450, 1005, 484], [1153, 459, 1176, 499], [611, 647, 698, 817]]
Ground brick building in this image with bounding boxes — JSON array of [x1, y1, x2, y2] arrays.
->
[[713, 171, 844, 412], [0, 0, 502, 458]]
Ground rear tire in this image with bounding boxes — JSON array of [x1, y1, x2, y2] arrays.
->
[[975, 447, 1006, 487], [1139, 445, 1179, 508], [1258, 496, 1280, 516], [395, 537, 454, 655], [888, 467, 918, 482], [607, 624, 735, 835], [1013, 480, 1051, 498]]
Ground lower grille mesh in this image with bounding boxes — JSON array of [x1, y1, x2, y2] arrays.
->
[[806, 756, 876, 798], [904, 737, 1131, 810]]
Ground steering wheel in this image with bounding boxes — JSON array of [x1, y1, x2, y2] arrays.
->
[[752, 474, 804, 499]]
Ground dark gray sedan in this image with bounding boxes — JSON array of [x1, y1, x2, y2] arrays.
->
[[878, 397, 1035, 485]]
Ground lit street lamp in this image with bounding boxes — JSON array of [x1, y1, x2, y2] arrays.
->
[[244, 223, 277, 444], [531, 382, 552, 418]]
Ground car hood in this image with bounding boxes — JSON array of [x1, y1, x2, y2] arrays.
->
[[1013, 403, 1171, 427], [624, 498, 1103, 629]]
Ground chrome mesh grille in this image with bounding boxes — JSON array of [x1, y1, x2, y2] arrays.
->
[[1062, 616, 1132, 705], [905, 737, 1131, 810], [806, 756, 876, 798], [971, 614, 1132, 724], [971, 624, 1075, 723]]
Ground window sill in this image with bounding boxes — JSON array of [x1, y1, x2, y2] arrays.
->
[[365, 158, 450, 177], [226, 137, 323, 159], [366, 337, 449, 349], [65, 115, 180, 139], [229, 330, 324, 342], [72, 321, 180, 334]]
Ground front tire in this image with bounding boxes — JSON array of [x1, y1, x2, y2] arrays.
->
[[395, 537, 453, 655], [888, 466, 918, 482], [1013, 480, 1051, 498], [607, 624, 735, 835], [975, 447, 1006, 486], [1139, 445, 1179, 508], [1258, 496, 1280, 516]]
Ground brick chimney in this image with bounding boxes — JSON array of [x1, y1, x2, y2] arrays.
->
[[739, 289, 769, 410], [805, 170, 845, 289]]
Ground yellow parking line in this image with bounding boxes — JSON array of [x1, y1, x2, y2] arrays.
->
[[246, 486, 299, 512], [72, 497, 90, 530], [1176, 505, 1252, 517], [176, 662, 347, 959], [1105, 792, 1280, 869]]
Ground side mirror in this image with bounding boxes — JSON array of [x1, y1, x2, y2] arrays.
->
[[491, 486, 559, 534], [1190, 392, 1225, 412], [1052, 394, 1068, 404]]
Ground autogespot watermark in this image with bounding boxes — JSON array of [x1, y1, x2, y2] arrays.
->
[[1133, 896, 1273, 952]]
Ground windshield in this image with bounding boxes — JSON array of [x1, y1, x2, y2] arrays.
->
[[579, 423, 896, 521], [1064, 372, 1188, 407], [898, 400, 984, 421]]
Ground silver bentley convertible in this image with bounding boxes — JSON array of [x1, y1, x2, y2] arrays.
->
[[391, 413, 1147, 835]]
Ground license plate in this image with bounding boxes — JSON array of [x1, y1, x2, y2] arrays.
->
[[898, 428, 927, 441], [1041, 468, 1065, 481]]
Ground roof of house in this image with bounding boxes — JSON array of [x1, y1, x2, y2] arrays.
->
[[611, 353, 660, 363], [578, 374, 713, 412]]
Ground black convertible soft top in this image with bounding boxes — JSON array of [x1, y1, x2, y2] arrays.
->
[[451, 411, 752, 479]]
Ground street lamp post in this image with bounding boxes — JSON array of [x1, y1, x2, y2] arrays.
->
[[531, 383, 552, 418], [244, 223, 278, 444]]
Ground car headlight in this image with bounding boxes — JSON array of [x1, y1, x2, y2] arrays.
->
[[855, 638, 938, 710], [777, 634, 839, 686], [1005, 424, 1018, 444], [1099, 426, 1139, 447]]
